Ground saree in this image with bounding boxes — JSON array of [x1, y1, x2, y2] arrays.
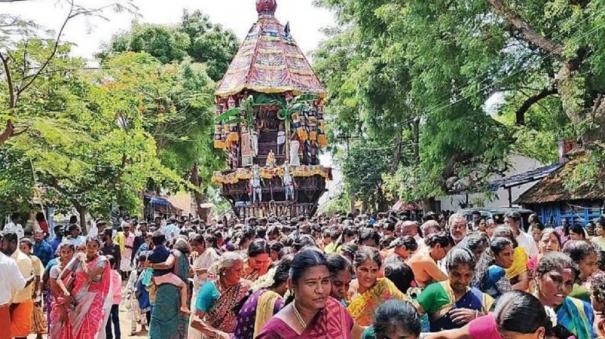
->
[[242, 267, 260, 281], [568, 283, 591, 302], [257, 297, 353, 339], [505, 247, 527, 281], [556, 297, 595, 339], [347, 278, 409, 327], [480, 265, 511, 299], [416, 280, 494, 331], [468, 314, 503, 339], [49, 263, 74, 339], [70, 255, 112, 339], [200, 279, 251, 333], [149, 250, 190, 339], [234, 289, 284, 339]]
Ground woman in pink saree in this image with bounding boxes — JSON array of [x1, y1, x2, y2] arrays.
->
[[49, 243, 76, 339], [60, 237, 113, 339], [257, 249, 363, 339]]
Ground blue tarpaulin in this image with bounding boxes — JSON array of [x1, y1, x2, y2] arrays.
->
[[150, 196, 171, 207]]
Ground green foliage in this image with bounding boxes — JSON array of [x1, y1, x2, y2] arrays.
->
[[181, 10, 239, 81], [102, 10, 239, 81], [1, 5, 237, 219], [339, 139, 396, 211], [319, 191, 352, 216], [107, 24, 191, 63], [95, 52, 225, 195], [96, 10, 240, 207], [0, 148, 34, 216], [0, 41, 184, 219], [315, 0, 605, 202]]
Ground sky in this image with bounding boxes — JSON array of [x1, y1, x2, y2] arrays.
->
[[0, 0, 335, 61]]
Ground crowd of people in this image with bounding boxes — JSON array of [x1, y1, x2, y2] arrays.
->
[[1, 210, 604, 339]]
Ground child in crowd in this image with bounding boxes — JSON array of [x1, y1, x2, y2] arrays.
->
[[105, 255, 122, 339], [126, 253, 150, 336]]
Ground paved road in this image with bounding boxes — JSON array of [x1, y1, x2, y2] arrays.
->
[[118, 300, 149, 339]]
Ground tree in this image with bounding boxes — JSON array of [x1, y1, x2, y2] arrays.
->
[[97, 52, 225, 216], [105, 24, 191, 64], [102, 10, 239, 81], [315, 0, 605, 205], [0, 0, 137, 146], [0, 41, 178, 229], [100, 12, 239, 215], [180, 10, 239, 81], [340, 139, 399, 212]]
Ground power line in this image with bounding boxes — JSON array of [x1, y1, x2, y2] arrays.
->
[[420, 10, 605, 118]]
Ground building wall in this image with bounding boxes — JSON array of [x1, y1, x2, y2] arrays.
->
[[530, 200, 604, 227], [438, 154, 544, 211]]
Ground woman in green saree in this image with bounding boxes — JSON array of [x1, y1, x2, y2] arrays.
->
[[149, 238, 191, 339], [416, 247, 494, 331], [535, 252, 596, 339]]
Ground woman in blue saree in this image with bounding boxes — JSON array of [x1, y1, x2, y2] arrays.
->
[[535, 252, 595, 339], [473, 237, 514, 299]]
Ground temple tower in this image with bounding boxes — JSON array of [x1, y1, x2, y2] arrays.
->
[[212, 0, 330, 218]]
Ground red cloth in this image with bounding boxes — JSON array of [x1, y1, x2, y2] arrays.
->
[[0, 304, 11, 339], [39, 221, 49, 236], [71, 256, 112, 338]]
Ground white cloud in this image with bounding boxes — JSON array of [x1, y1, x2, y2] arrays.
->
[[0, 0, 334, 62]]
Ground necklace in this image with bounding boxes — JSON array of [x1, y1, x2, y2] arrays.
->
[[292, 301, 307, 329]]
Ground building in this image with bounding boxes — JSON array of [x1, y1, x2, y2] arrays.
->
[[516, 156, 605, 227], [437, 153, 553, 211]]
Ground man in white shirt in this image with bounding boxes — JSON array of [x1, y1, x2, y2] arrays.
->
[[1, 232, 33, 339], [3, 214, 24, 240], [447, 213, 469, 245], [505, 211, 539, 258], [65, 224, 87, 249], [0, 234, 27, 339]]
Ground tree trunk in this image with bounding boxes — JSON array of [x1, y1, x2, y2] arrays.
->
[[422, 197, 435, 214], [139, 190, 146, 219], [190, 162, 207, 220], [76, 205, 88, 235], [0, 120, 15, 146], [584, 95, 605, 144], [376, 186, 389, 212], [412, 119, 420, 164], [390, 126, 403, 173]]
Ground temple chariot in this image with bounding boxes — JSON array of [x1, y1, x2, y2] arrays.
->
[[211, 0, 331, 218]]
